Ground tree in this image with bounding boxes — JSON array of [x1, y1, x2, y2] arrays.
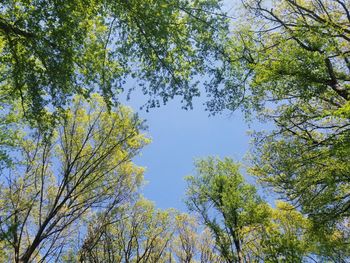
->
[[207, 0, 350, 113], [0, 0, 229, 122], [185, 157, 270, 263], [79, 199, 225, 263], [172, 213, 223, 263], [172, 213, 198, 263], [204, 0, 350, 228], [256, 201, 350, 262], [0, 91, 23, 168], [79, 198, 175, 263], [0, 94, 149, 262], [254, 201, 314, 263], [307, 218, 350, 262], [197, 228, 224, 263]]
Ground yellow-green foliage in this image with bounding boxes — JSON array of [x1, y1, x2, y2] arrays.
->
[[0, 94, 150, 262]]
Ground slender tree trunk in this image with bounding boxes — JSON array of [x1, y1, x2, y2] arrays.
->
[[233, 238, 244, 263]]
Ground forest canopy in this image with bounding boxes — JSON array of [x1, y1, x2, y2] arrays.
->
[[0, 0, 229, 122], [0, 0, 349, 262]]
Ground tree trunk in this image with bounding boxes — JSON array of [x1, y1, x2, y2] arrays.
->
[[234, 238, 244, 263]]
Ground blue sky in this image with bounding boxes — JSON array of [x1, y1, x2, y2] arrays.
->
[[122, 92, 267, 211], [119, 0, 274, 212]]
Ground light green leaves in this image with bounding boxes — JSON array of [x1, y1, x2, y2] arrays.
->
[[0, 94, 149, 262], [185, 157, 270, 262]]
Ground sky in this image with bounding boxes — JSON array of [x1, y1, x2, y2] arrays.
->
[[121, 91, 267, 211], [116, 0, 277, 212], [119, 0, 273, 212]]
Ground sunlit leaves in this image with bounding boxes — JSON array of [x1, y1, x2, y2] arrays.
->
[[185, 157, 270, 262], [0, 94, 149, 262]]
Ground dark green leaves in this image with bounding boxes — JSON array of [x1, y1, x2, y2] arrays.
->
[[0, 0, 229, 122]]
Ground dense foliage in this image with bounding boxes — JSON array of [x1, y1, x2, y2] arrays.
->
[[185, 157, 349, 262], [225, 0, 350, 228], [0, 0, 228, 122], [185, 157, 269, 263], [0, 0, 349, 262]]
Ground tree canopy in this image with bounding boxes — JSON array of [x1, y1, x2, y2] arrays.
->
[[185, 157, 270, 263], [0, 94, 149, 262], [221, 0, 350, 227], [0, 0, 229, 122], [185, 157, 350, 262], [0, 0, 349, 262]]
